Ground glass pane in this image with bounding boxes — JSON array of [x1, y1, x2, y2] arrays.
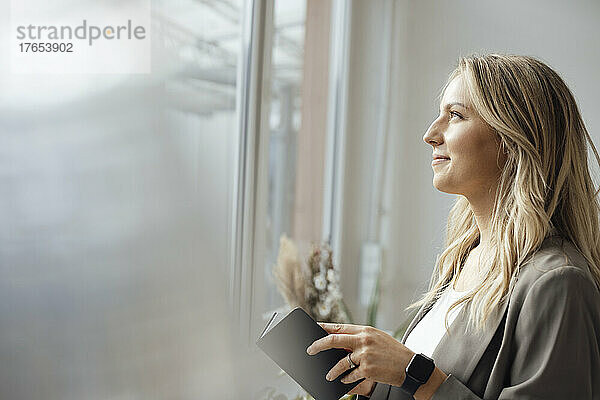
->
[[0, 1, 242, 398], [261, 0, 333, 321], [155, 0, 242, 259], [263, 0, 307, 316]]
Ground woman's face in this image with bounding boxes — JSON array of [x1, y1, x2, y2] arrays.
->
[[422, 76, 507, 200]]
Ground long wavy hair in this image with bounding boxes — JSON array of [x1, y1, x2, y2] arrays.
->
[[408, 54, 600, 334]]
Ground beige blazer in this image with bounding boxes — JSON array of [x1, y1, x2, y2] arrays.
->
[[368, 234, 600, 399]]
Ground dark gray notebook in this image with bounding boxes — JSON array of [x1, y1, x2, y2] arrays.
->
[[256, 307, 364, 400]]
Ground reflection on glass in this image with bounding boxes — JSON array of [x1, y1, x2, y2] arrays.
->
[[0, 0, 242, 398]]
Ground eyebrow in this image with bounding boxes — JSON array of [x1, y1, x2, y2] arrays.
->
[[440, 101, 469, 111]]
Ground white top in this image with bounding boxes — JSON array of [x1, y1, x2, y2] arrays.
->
[[403, 287, 468, 358]]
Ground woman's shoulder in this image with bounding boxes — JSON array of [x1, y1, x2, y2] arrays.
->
[[510, 234, 599, 304]]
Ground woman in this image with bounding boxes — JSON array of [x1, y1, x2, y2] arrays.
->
[[306, 54, 600, 399]]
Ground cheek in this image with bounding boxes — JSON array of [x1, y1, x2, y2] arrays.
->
[[451, 131, 502, 169]]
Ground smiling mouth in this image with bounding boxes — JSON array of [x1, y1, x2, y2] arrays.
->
[[432, 158, 450, 165]]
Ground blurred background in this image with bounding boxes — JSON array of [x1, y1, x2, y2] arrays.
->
[[0, 0, 599, 399]]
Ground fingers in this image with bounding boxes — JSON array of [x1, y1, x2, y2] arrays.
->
[[306, 333, 356, 355], [325, 353, 358, 382], [340, 365, 363, 384], [317, 322, 364, 334], [340, 365, 367, 383], [347, 379, 376, 397]]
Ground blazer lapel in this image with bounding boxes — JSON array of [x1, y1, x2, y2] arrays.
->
[[399, 288, 510, 384], [430, 296, 509, 383]]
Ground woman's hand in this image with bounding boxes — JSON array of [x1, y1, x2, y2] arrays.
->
[[306, 322, 416, 396]]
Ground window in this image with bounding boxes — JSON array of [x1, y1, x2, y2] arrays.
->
[[154, 0, 242, 259], [229, 0, 352, 396]]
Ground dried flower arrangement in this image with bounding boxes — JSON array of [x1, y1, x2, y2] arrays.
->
[[271, 234, 352, 323]]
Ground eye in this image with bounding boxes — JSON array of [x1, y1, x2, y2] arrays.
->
[[449, 111, 463, 120]]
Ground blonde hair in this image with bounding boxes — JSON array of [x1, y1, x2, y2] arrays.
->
[[409, 54, 600, 334]]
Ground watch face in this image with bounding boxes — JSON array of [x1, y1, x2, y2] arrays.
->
[[407, 354, 435, 384]]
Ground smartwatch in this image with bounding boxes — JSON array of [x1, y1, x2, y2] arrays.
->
[[399, 353, 435, 396]]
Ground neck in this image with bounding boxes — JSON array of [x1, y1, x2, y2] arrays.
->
[[467, 190, 496, 250]]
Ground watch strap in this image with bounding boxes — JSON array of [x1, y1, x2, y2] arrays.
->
[[400, 372, 422, 396]]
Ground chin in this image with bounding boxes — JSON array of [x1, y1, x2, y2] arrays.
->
[[432, 176, 460, 195]]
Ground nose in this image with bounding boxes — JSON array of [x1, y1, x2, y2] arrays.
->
[[423, 117, 444, 147]]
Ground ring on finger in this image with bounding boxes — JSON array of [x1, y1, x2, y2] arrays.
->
[[347, 353, 357, 369]]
